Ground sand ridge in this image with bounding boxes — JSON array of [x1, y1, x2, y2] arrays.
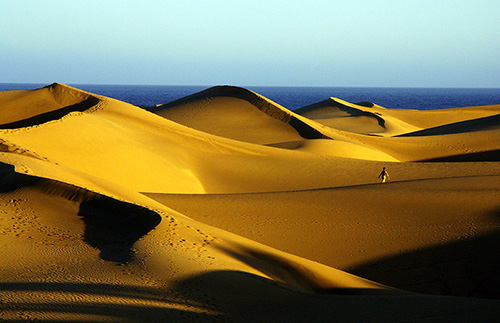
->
[[1, 83, 500, 321], [152, 85, 329, 144], [295, 97, 422, 136]]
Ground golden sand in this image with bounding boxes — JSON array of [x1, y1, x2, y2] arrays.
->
[[1, 83, 499, 321]]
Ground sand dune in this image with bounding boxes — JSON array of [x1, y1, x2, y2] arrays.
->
[[147, 174, 500, 298], [1, 83, 500, 321], [296, 100, 500, 162], [0, 83, 99, 128], [153, 85, 327, 144], [297, 97, 500, 133], [295, 97, 422, 136], [398, 113, 500, 137]]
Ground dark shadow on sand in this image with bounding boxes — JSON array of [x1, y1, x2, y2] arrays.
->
[[355, 101, 375, 107], [78, 196, 161, 263], [0, 161, 162, 264], [295, 98, 386, 129], [0, 282, 222, 322], [416, 149, 500, 162], [349, 209, 500, 299], [212, 243, 399, 295], [397, 113, 500, 137], [0, 96, 100, 129], [0, 162, 38, 192], [152, 85, 329, 140], [172, 270, 500, 322]]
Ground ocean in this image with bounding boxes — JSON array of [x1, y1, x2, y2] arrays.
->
[[1, 83, 500, 111]]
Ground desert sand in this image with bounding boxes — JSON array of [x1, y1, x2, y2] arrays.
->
[[1, 83, 499, 322]]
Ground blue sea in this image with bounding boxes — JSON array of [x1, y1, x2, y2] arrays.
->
[[1, 83, 500, 111]]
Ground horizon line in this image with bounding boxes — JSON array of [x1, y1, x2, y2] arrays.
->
[[1, 82, 500, 90]]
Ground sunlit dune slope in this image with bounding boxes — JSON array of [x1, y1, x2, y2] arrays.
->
[[153, 85, 500, 163], [370, 103, 500, 129], [0, 158, 415, 322], [398, 113, 500, 137], [1, 83, 498, 193], [0, 84, 405, 193], [152, 85, 328, 144], [0, 160, 390, 289], [0, 84, 327, 193], [295, 97, 421, 136], [2, 159, 500, 321], [296, 97, 500, 136], [147, 173, 500, 298], [152, 86, 403, 161], [295, 97, 500, 162], [0, 83, 99, 129]]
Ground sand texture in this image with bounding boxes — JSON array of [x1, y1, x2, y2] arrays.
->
[[1, 83, 500, 322]]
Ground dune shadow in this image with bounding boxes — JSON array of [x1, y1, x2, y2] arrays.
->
[[296, 98, 386, 128], [0, 161, 162, 264], [172, 270, 327, 322], [3, 273, 500, 322], [0, 96, 100, 129], [416, 149, 500, 162], [78, 196, 161, 263], [172, 269, 382, 323], [349, 210, 500, 299], [397, 113, 500, 137], [171, 269, 500, 322], [0, 162, 38, 192], [355, 101, 375, 107], [0, 282, 221, 321], [153, 85, 328, 140], [211, 243, 397, 295]]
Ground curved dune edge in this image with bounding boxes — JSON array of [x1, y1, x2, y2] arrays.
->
[[295, 97, 422, 136], [3, 155, 500, 321], [295, 99, 500, 162], [0, 83, 101, 129], [296, 96, 500, 134], [0, 156, 409, 322], [0, 159, 391, 291], [0, 85, 402, 193], [267, 139, 399, 161], [1, 84, 500, 321], [146, 173, 500, 298], [153, 85, 328, 141], [152, 86, 500, 162]]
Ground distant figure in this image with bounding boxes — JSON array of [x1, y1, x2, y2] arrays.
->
[[378, 167, 390, 183]]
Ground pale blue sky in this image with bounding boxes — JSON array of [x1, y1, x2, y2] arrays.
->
[[1, 0, 499, 87]]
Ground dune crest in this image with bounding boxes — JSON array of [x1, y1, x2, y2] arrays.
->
[[1, 84, 500, 321], [0, 83, 100, 129], [151, 86, 406, 161], [152, 85, 329, 144], [294, 97, 500, 162], [295, 97, 421, 136]]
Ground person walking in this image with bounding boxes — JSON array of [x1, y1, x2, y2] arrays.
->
[[378, 167, 390, 183]]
